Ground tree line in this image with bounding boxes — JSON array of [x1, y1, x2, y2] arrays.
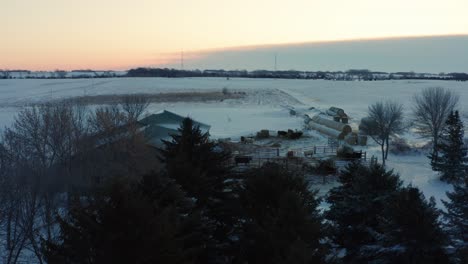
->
[[125, 68, 468, 81], [3, 68, 468, 81]]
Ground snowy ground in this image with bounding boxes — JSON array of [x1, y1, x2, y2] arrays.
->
[[1, 77, 467, 207]]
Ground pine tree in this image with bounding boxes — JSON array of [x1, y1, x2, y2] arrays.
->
[[327, 163, 451, 263], [443, 177, 468, 263], [42, 172, 204, 264], [161, 117, 231, 206], [375, 186, 449, 264], [326, 162, 402, 263], [236, 163, 328, 264], [431, 110, 468, 183], [161, 117, 235, 262]]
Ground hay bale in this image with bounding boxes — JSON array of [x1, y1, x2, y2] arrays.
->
[[308, 122, 347, 140], [327, 107, 346, 117], [311, 115, 352, 134], [256, 129, 270, 139]]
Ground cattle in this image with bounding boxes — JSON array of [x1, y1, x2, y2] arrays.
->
[[351, 151, 363, 159], [289, 131, 303, 139], [235, 155, 253, 165], [240, 136, 254, 144], [277, 130, 288, 137]]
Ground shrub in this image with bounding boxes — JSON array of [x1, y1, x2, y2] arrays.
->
[[337, 145, 355, 159], [389, 137, 412, 154], [256, 129, 270, 139], [313, 159, 337, 175]]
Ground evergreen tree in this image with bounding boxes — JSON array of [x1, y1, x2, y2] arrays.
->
[[326, 162, 402, 263], [443, 177, 468, 263], [236, 163, 327, 264], [43, 172, 204, 264], [431, 110, 468, 183], [375, 186, 449, 264], [161, 117, 231, 207], [161, 117, 236, 262]]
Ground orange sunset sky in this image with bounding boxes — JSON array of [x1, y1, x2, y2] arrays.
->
[[1, 0, 468, 70]]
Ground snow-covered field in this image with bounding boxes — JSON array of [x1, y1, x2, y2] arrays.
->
[[1, 77, 468, 207]]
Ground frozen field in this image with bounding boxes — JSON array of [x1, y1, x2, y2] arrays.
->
[[1, 77, 468, 207]]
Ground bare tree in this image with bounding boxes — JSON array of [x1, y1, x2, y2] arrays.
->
[[86, 104, 158, 178], [88, 105, 126, 133], [0, 101, 156, 263], [412, 87, 459, 162], [120, 94, 150, 121], [360, 101, 405, 166], [0, 102, 90, 264], [0, 128, 40, 264]]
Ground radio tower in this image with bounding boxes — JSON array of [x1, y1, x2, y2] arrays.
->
[[274, 53, 277, 71], [181, 50, 184, 70]]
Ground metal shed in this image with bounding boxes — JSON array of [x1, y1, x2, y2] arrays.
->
[[138, 110, 210, 146]]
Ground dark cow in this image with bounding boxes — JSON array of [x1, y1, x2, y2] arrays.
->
[[235, 155, 253, 165], [277, 130, 288, 137]]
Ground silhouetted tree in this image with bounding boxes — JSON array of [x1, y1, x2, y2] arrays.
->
[[431, 110, 468, 183], [236, 163, 328, 264], [161, 117, 235, 262], [161, 118, 231, 206], [43, 172, 204, 264], [375, 187, 449, 264], [413, 87, 459, 163], [360, 101, 404, 166], [326, 162, 402, 263], [443, 177, 468, 263]]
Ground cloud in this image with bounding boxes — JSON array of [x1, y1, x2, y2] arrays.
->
[[158, 35, 468, 73]]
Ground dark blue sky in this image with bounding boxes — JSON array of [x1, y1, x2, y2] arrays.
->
[[165, 36, 468, 73]]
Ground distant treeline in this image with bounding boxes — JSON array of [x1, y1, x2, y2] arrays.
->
[[126, 67, 468, 81], [2, 68, 468, 81]]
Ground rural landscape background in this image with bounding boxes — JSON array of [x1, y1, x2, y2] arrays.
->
[[1, 0, 468, 263]]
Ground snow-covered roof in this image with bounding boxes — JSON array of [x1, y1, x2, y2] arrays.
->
[[138, 110, 210, 146], [139, 110, 210, 131]]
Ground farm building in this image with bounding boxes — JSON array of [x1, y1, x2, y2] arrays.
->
[[138, 110, 210, 146]]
